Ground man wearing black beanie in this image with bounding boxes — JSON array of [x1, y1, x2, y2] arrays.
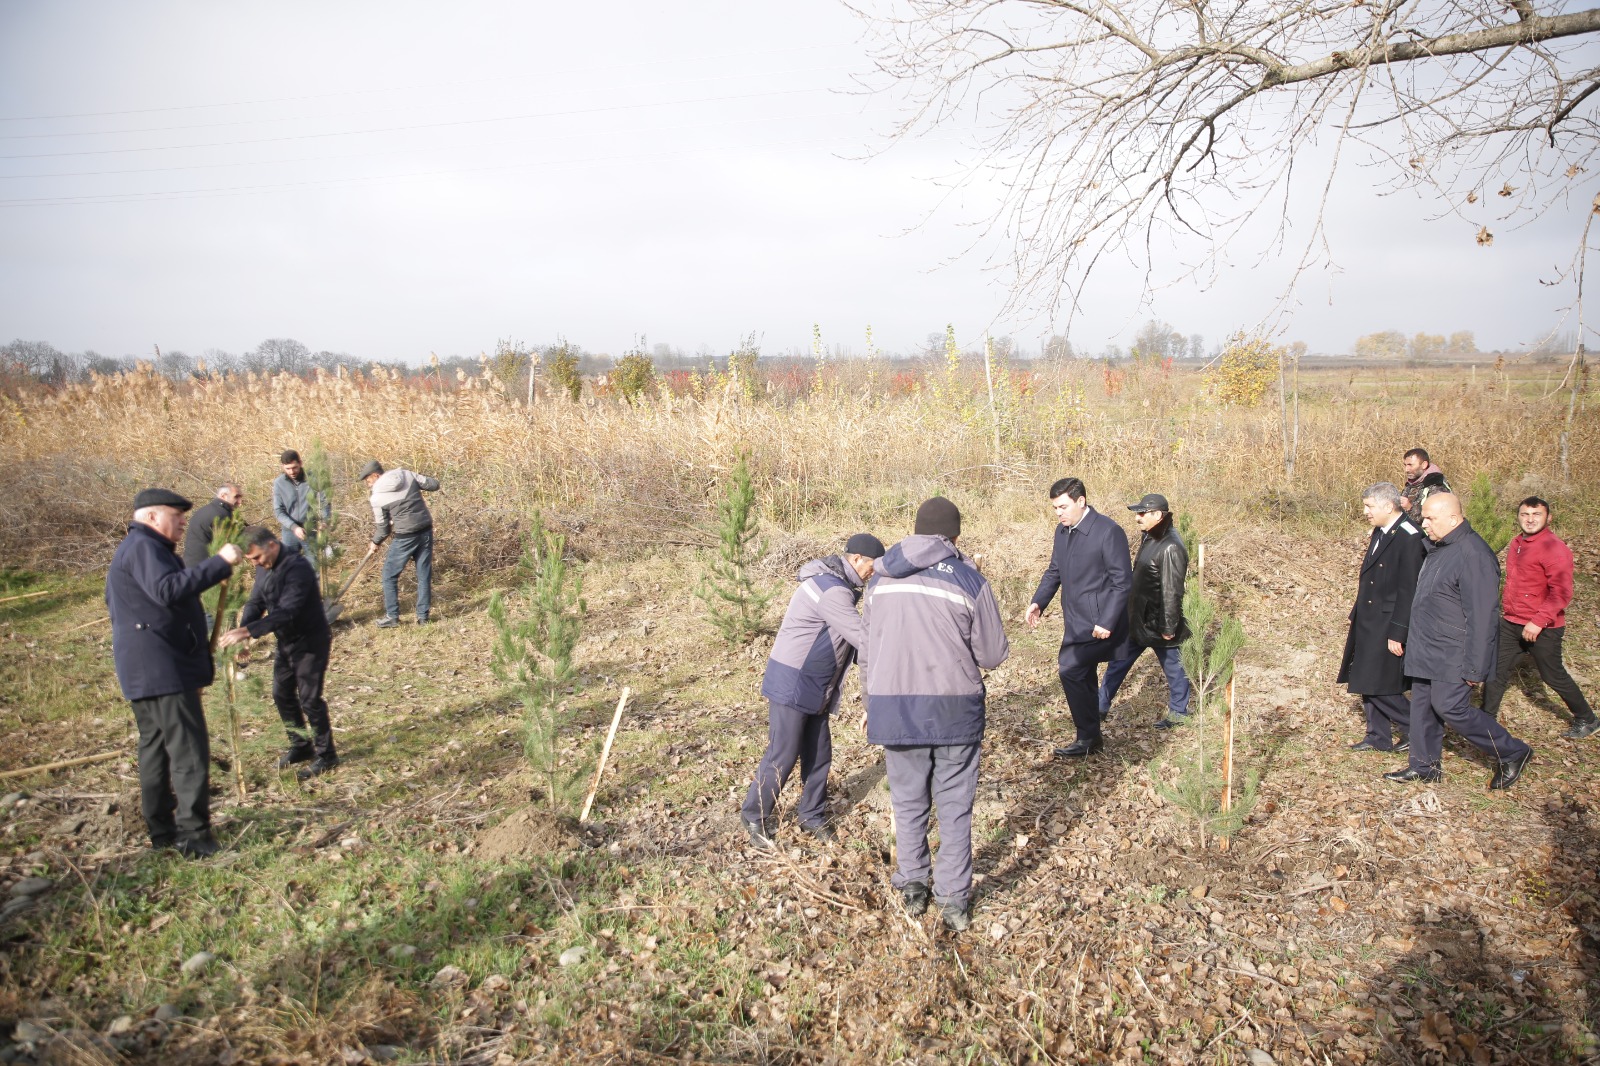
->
[[741, 532, 886, 847]]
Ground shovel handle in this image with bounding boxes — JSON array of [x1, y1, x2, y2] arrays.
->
[[327, 545, 379, 608]]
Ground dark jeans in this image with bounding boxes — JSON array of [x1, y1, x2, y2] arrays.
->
[[884, 743, 983, 911], [274, 637, 336, 758], [1099, 643, 1192, 719], [1360, 692, 1411, 749], [1482, 620, 1594, 722], [1059, 641, 1111, 744], [130, 690, 211, 845], [382, 528, 433, 621], [1410, 679, 1531, 774], [741, 700, 831, 828]]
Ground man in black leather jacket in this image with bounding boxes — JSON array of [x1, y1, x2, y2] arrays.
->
[[1098, 494, 1192, 727]]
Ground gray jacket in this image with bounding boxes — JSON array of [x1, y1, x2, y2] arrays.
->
[[1403, 519, 1500, 683], [369, 468, 439, 544], [272, 472, 313, 531], [760, 556, 866, 715], [862, 535, 1009, 746]]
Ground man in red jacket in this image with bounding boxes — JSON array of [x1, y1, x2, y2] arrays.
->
[[1482, 497, 1597, 738]]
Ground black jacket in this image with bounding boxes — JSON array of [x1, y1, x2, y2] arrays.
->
[[1124, 524, 1190, 649], [1031, 506, 1131, 655], [182, 498, 235, 569], [1337, 515, 1426, 695], [239, 548, 330, 648], [107, 522, 232, 700], [1403, 519, 1500, 683]]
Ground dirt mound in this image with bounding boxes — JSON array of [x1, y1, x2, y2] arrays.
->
[[473, 805, 579, 861]]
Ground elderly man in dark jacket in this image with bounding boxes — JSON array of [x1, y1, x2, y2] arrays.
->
[[1026, 477, 1131, 758], [219, 527, 339, 779], [1098, 494, 1192, 727], [1337, 482, 1425, 753], [1387, 493, 1533, 789], [864, 497, 1009, 933], [741, 533, 885, 847], [106, 488, 241, 857], [181, 483, 243, 568]]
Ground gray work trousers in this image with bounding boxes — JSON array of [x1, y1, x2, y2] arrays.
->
[[884, 742, 982, 911], [130, 689, 211, 846]]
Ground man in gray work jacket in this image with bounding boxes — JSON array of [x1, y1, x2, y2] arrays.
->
[[741, 533, 885, 848], [863, 497, 1009, 933], [359, 460, 440, 627], [1386, 493, 1533, 790], [272, 450, 327, 568]]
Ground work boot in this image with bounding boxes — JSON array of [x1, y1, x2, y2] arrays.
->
[[173, 834, 220, 859], [941, 902, 971, 933], [800, 821, 836, 842], [742, 819, 777, 849], [899, 881, 931, 916], [375, 617, 399, 629], [277, 744, 315, 770], [297, 755, 340, 780]]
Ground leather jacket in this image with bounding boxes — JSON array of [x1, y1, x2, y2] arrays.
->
[[1127, 524, 1191, 649]]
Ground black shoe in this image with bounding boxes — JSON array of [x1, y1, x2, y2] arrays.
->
[[277, 745, 315, 770], [800, 821, 836, 842], [416, 616, 430, 626], [1098, 705, 1112, 721], [1348, 740, 1382, 752], [941, 902, 971, 933], [900, 881, 931, 916], [1154, 715, 1188, 731], [1489, 749, 1532, 790], [1383, 766, 1442, 784], [1395, 740, 1410, 753], [1562, 718, 1600, 740], [297, 755, 340, 780], [743, 818, 776, 849], [173, 834, 220, 859], [1053, 739, 1104, 758], [376, 617, 399, 629]]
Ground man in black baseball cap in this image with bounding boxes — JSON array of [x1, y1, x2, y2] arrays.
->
[[1098, 492, 1193, 728], [106, 488, 243, 858], [741, 532, 884, 848]]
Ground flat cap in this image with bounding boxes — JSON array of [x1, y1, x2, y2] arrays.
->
[[357, 460, 384, 481], [1127, 493, 1170, 513], [844, 533, 886, 559], [134, 487, 192, 512]]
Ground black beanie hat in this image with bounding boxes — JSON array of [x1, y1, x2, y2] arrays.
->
[[914, 496, 961, 539], [844, 533, 886, 559]]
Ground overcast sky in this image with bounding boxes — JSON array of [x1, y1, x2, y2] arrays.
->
[[0, 2, 1591, 361]]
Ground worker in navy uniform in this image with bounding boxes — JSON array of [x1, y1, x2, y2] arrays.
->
[[1026, 477, 1132, 758], [1337, 482, 1425, 752], [1386, 493, 1533, 789], [218, 526, 339, 779], [106, 488, 242, 857]]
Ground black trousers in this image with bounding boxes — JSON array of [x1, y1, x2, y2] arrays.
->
[[1482, 620, 1594, 722], [273, 636, 335, 757], [741, 700, 831, 828], [1360, 692, 1411, 748], [1059, 641, 1109, 744], [130, 689, 210, 845], [1410, 679, 1531, 774]]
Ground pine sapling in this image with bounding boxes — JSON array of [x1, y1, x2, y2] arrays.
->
[[303, 439, 341, 598], [1464, 472, 1516, 553], [695, 452, 772, 646], [489, 514, 589, 815], [207, 513, 250, 795]]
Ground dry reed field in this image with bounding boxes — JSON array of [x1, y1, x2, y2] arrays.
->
[[0, 357, 1597, 1065]]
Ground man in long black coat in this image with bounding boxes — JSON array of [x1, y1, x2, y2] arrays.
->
[[1338, 482, 1425, 752]]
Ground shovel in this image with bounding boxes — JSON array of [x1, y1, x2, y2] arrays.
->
[[324, 546, 378, 623]]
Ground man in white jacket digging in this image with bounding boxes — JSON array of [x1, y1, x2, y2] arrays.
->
[[359, 460, 441, 628]]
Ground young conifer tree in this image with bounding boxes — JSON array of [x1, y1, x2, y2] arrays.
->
[[207, 513, 250, 792], [695, 452, 772, 646], [489, 514, 589, 815], [303, 440, 340, 598], [1464, 472, 1517, 553]]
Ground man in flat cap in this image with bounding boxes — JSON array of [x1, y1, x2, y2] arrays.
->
[[1098, 493, 1193, 728], [106, 488, 242, 857], [360, 460, 441, 627], [741, 532, 885, 847]]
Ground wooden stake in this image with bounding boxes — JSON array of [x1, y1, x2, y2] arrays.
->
[[0, 750, 123, 781], [1219, 675, 1236, 851], [0, 589, 53, 606], [580, 687, 630, 823], [1197, 543, 1205, 590], [62, 615, 109, 634]]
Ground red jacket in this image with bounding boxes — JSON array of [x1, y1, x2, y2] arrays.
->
[[1502, 527, 1574, 628]]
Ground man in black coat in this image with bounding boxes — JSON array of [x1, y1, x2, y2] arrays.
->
[[1387, 494, 1533, 789], [106, 488, 242, 857], [1098, 494, 1192, 727], [181, 483, 243, 568], [1026, 477, 1132, 757], [219, 527, 339, 779], [1337, 482, 1425, 752]]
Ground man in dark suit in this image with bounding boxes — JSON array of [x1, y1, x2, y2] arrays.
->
[[218, 526, 339, 779], [1026, 477, 1132, 757], [1338, 482, 1426, 752]]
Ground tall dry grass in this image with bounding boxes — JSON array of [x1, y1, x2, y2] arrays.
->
[[0, 359, 1592, 575]]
